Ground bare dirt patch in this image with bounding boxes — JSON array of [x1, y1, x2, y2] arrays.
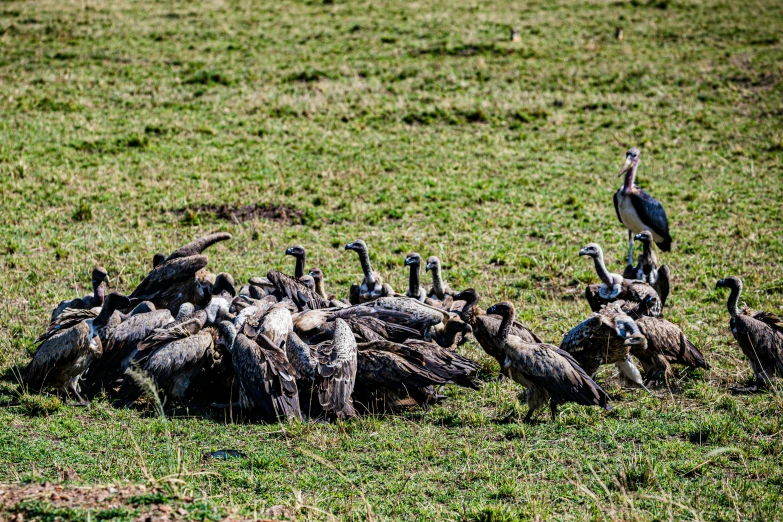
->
[[174, 203, 305, 224]]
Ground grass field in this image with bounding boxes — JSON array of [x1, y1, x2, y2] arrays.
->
[[1, 0, 782, 519]]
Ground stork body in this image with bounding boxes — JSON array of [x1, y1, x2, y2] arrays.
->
[[613, 148, 672, 265]]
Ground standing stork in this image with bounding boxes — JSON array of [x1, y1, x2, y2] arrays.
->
[[613, 147, 672, 265]]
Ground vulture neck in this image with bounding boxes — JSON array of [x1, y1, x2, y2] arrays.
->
[[431, 265, 446, 298], [93, 280, 106, 306], [408, 263, 421, 298], [726, 284, 742, 318], [358, 250, 376, 285], [438, 325, 461, 347], [622, 164, 638, 196], [640, 242, 656, 274], [496, 308, 515, 348], [591, 252, 614, 286], [314, 278, 327, 299], [459, 293, 480, 323], [294, 255, 306, 279], [94, 301, 121, 329]]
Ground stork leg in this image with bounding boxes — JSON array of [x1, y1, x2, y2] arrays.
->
[[627, 230, 634, 266]]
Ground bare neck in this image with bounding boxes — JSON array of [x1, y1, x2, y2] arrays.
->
[[592, 253, 613, 286], [431, 266, 446, 297], [314, 278, 327, 299], [358, 251, 375, 285], [294, 256, 306, 279], [93, 280, 106, 305], [408, 264, 421, 297], [622, 164, 637, 196], [727, 285, 742, 317], [497, 309, 515, 347]]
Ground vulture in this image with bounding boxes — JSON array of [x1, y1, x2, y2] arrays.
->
[[579, 243, 662, 317], [716, 276, 783, 392], [83, 308, 175, 397], [129, 254, 236, 315], [404, 253, 427, 302], [626, 299, 709, 386], [560, 304, 646, 387], [485, 302, 611, 423], [299, 275, 316, 291], [25, 319, 103, 405], [217, 322, 302, 421], [353, 344, 452, 411], [286, 319, 358, 420], [452, 289, 541, 374], [613, 147, 672, 265], [266, 270, 329, 311], [622, 230, 671, 306], [51, 266, 110, 321], [285, 245, 307, 278], [308, 268, 332, 301], [117, 315, 215, 406], [425, 256, 453, 306], [345, 239, 395, 304]]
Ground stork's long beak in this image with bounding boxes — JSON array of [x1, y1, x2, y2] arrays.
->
[[618, 157, 634, 177]]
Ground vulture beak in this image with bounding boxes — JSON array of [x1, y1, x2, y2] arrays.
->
[[425, 262, 434, 272], [578, 247, 589, 257], [715, 279, 725, 289], [618, 156, 635, 177], [345, 242, 355, 251], [404, 256, 416, 267], [285, 247, 294, 255], [633, 233, 644, 241]]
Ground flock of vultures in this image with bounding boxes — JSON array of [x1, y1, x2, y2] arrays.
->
[[23, 149, 783, 423]]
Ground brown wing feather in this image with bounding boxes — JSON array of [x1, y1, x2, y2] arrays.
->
[[129, 255, 209, 302], [267, 270, 329, 311]]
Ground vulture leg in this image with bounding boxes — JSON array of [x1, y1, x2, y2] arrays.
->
[[549, 402, 558, 421], [627, 230, 634, 266], [69, 385, 88, 407], [644, 368, 666, 388], [522, 408, 536, 424]]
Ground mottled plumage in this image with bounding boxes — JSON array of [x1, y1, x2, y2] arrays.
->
[[622, 231, 671, 306], [486, 302, 611, 422], [560, 304, 645, 385], [266, 270, 329, 311], [25, 320, 102, 404], [717, 277, 783, 391]]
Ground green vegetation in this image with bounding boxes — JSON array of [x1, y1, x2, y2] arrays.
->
[[1, 0, 782, 519]]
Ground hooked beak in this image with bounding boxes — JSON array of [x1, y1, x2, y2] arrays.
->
[[578, 248, 589, 256], [425, 262, 434, 272], [404, 257, 416, 267], [715, 279, 725, 289], [618, 156, 635, 177], [633, 233, 644, 241], [285, 247, 294, 255], [345, 242, 355, 251]]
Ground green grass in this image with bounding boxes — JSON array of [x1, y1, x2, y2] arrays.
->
[[1, 0, 782, 519]]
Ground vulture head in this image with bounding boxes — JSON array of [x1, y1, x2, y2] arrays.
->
[[486, 301, 515, 320], [285, 245, 306, 260], [716, 276, 742, 292], [299, 275, 316, 291], [91, 266, 110, 286], [152, 253, 167, 268], [213, 273, 236, 297], [216, 320, 238, 354], [578, 243, 603, 259], [425, 256, 441, 273], [345, 239, 368, 254], [452, 288, 480, 320], [104, 292, 132, 311], [618, 147, 641, 177], [177, 302, 196, 320], [309, 267, 324, 284], [405, 252, 422, 267], [633, 230, 654, 247], [623, 333, 647, 350]]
